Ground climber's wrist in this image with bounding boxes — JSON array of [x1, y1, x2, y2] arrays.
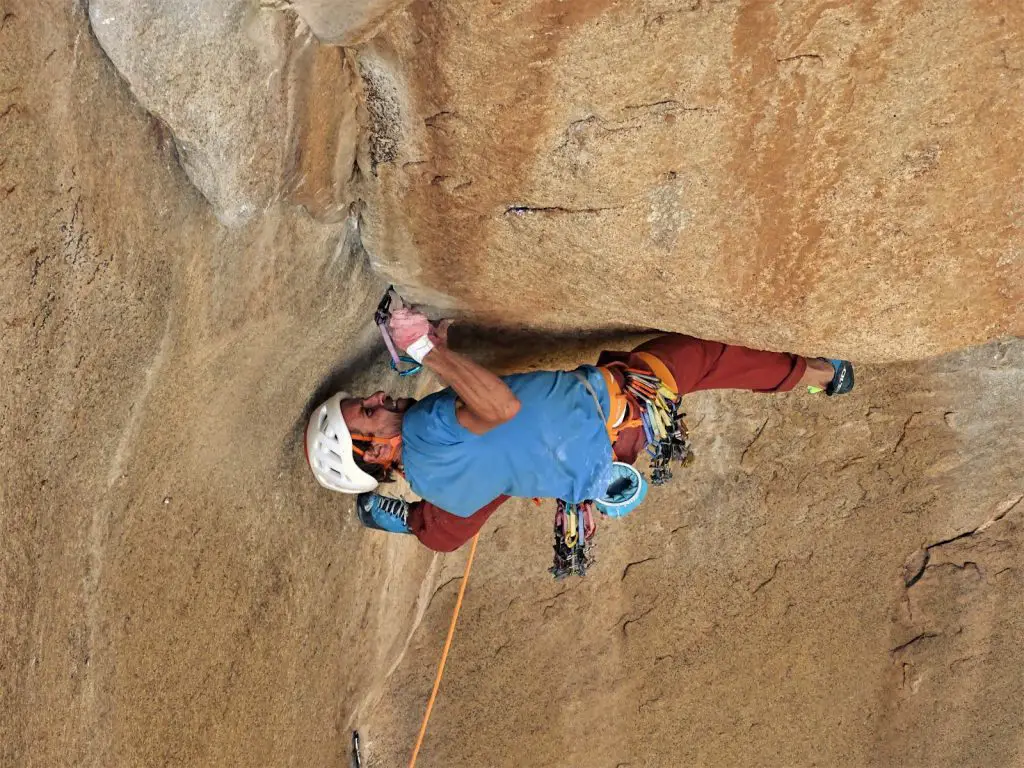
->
[[405, 335, 436, 364]]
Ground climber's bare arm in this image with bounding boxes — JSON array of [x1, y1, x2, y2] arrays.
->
[[423, 344, 521, 435]]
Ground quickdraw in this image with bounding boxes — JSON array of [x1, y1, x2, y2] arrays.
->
[[547, 366, 693, 579], [550, 500, 596, 579], [375, 286, 423, 377], [622, 368, 693, 485]]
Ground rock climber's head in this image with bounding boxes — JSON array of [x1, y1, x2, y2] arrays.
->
[[304, 391, 414, 494], [341, 391, 414, 467]]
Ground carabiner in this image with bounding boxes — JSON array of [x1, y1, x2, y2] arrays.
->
[[376, 285, 423, 377], [564, 506, 579, 548], [389, 355, 423, 377]]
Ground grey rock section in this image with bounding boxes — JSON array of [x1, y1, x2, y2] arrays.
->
[[89, 0, 295, 225], [292, 0, 409, 44]]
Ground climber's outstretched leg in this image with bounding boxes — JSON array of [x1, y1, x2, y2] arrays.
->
[[598, 333, 854, 397]]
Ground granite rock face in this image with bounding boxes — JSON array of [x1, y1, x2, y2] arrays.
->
[[88, 0, 377, 227], [3, 0, 1023, 766], [3, 3, 427, 764], [87, 0, 1022, 356], [365, 339, 1024, 767], [292, 0, 413, 44], [88, 0, 300, 225], [361, 0, 1024, 360]]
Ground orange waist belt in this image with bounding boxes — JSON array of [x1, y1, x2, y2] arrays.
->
[[598, 352, 679, 445]]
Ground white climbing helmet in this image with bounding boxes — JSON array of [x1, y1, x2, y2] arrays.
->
[[305, 392, 379, 494]]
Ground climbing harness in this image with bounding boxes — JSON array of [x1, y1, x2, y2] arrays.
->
[[546, 365, 694, 578], [550, 500, 597, 579], [375, 286, 423, 377], [621, 367, 693, 485]]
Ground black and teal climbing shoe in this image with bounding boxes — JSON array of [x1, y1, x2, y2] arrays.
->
[[825, 358, 854, 396]]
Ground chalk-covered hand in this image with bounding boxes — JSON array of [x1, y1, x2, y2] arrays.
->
[[388, 308, 435, 362], [388, 308, 431, 349]]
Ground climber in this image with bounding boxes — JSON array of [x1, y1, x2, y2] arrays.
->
[[304, 306, 854, 552]]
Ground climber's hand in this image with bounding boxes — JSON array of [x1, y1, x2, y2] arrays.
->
[[388, 307, 432, 351], [430, 318, 453, 347]]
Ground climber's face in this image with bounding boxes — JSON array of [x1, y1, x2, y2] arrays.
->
[[341, 391, 414, 441]]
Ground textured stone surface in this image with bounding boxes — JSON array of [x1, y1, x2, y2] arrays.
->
[[362, 0, 1024, 360], [2, 3, 421, 764], [293, 0, 411, 45], [88, 0, 372, 226], [3, 0, 1024, 766], [85, 0, 1023, 356], [87, 0, 297, 225], [364, 340, 1024, 767]]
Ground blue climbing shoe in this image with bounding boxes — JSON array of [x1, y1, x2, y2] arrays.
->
[[357, 493, 412, 534], [825, 359, 854, 396]]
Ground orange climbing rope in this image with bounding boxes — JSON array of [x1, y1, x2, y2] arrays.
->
[[408, 533, 480, 768]]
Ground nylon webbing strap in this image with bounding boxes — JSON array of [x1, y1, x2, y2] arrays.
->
[[572, 369, 608, 425]]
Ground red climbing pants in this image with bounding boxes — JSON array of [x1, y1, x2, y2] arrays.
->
[[405, 334, 808, 552]]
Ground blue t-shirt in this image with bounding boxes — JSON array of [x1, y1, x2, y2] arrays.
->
[[401, 366, 613, 517]]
